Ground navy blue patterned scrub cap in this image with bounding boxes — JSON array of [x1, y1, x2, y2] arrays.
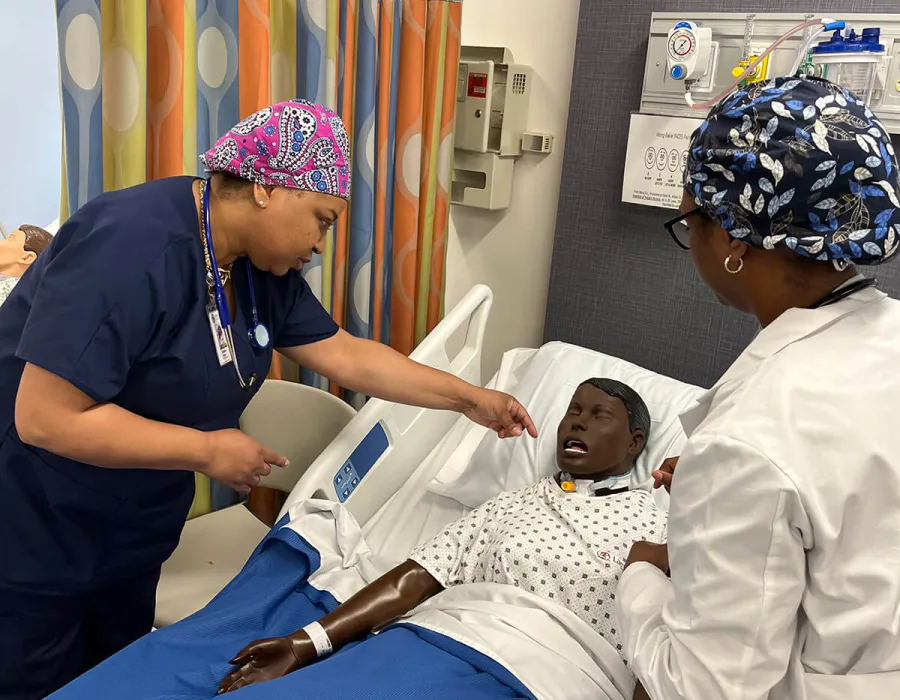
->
[[685, 76, 900, 267]]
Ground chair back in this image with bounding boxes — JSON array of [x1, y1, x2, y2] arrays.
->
[[239, 380, 357, 493]]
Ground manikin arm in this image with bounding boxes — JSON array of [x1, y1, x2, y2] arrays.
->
[[218, 560, 443, 694], [633, 682, 652, 699]]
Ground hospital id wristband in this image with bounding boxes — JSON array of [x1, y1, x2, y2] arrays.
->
[[302, 621, 333, 657]]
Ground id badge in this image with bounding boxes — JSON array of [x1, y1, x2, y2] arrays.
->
[[207, 305, 234, 366]]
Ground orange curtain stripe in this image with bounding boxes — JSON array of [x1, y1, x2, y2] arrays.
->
[[238, 0, 271, 119], [390, 0, 427, 357], [147, 0, 185, 181]]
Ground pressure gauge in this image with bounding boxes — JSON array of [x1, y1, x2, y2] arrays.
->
[[668, 30, 695, 60], [666, 21, 712, 82]]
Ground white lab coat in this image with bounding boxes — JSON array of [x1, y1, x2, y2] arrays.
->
[[615, 286, 900, 700]]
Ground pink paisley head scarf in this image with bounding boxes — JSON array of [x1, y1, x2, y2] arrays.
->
[[201, 99, 351, 199]]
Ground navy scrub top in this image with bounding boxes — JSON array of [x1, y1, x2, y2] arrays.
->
[[0, 176, 338, 595]]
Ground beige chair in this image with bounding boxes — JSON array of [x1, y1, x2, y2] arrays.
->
[[154, 380, 357, 627]]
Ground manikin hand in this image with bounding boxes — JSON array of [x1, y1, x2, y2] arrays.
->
[[463, 389, 538, 439], [652, 457, 678, 493], [218, 561, 442, 694], [625, 541, 669, 575], [218, 635, 316, 694]]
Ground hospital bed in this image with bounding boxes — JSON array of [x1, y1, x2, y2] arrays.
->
[[156, 284, 705, 629]]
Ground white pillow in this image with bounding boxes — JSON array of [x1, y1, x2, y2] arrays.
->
[[428, 342, 704, 509]]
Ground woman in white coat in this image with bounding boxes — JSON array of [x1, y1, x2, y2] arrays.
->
[[617, 76, 900, 700]]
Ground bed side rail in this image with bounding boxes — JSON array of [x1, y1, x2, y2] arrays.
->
[[280, 284, 493, 526]]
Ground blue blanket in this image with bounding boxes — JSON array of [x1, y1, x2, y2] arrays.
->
[[49, 521, 536, 700]]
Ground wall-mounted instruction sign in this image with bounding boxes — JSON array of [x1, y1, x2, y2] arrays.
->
[[622, 113, 704, 210]]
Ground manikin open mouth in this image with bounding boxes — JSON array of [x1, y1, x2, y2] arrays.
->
[[563, 439, 588, 455]]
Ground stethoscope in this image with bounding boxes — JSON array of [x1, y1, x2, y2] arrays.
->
[[201, 180, 271, 391], [810, 277, 877, 309]]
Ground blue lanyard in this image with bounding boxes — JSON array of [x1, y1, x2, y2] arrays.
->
[[203, 180, 270, 349], [202, 180, 269, 391], [203, 180, 234, 328]]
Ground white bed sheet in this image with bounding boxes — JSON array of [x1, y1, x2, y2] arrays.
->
[[285, 497, 633, 700], [361, 342, 704, 564]]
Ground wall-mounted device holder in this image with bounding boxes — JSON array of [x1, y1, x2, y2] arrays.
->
[[623, 12, 900, 212], [452, 46, 552, 210], [638, 13, 900, 131]]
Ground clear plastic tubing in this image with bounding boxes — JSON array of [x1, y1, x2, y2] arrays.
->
[[789, 27, 828, 76], [685, 18, 846, 110]]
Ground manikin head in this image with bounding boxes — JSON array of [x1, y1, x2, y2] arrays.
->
[[556, 378, 650, 481], [0, 224, 52, 277]]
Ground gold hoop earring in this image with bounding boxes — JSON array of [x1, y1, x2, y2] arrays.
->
[[724, 255, 744, 274]]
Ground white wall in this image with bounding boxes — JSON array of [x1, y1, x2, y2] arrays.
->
[[0, 0, 61, 235], [446, 0, 581, 378]]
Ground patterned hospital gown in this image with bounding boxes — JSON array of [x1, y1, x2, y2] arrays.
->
[[410, 477, 667, 653], [0, 275, 17, 306]]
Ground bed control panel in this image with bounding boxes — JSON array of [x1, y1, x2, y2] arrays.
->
[[333, 421, 390, 503]]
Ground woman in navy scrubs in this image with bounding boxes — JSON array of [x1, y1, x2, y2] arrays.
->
[[0, 100, 536, 700]]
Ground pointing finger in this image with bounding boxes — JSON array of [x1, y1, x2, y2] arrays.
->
[[262, 448, 289, 468], [511, 401, 538, 438]]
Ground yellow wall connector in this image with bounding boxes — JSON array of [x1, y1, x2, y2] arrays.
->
[[732, 53, 771, 83]]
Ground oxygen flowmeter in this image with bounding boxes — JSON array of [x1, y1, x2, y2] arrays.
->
[[666, 21, 712, 82]]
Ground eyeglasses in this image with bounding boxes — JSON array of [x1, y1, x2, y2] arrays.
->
[[663, 208, 704, 250]]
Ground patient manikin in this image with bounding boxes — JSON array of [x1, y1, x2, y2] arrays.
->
[[218, 378, 666, 697], [0, 224, 52, 305]]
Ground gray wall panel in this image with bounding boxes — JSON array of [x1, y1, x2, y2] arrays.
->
[[546, 1, 900, 387]]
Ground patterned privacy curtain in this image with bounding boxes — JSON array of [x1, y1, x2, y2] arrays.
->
[[55, 0, 462, 519]]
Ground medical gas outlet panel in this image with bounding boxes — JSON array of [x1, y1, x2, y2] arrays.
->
[[451, 46, 554, 211], [641, 12, 900, 135]]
